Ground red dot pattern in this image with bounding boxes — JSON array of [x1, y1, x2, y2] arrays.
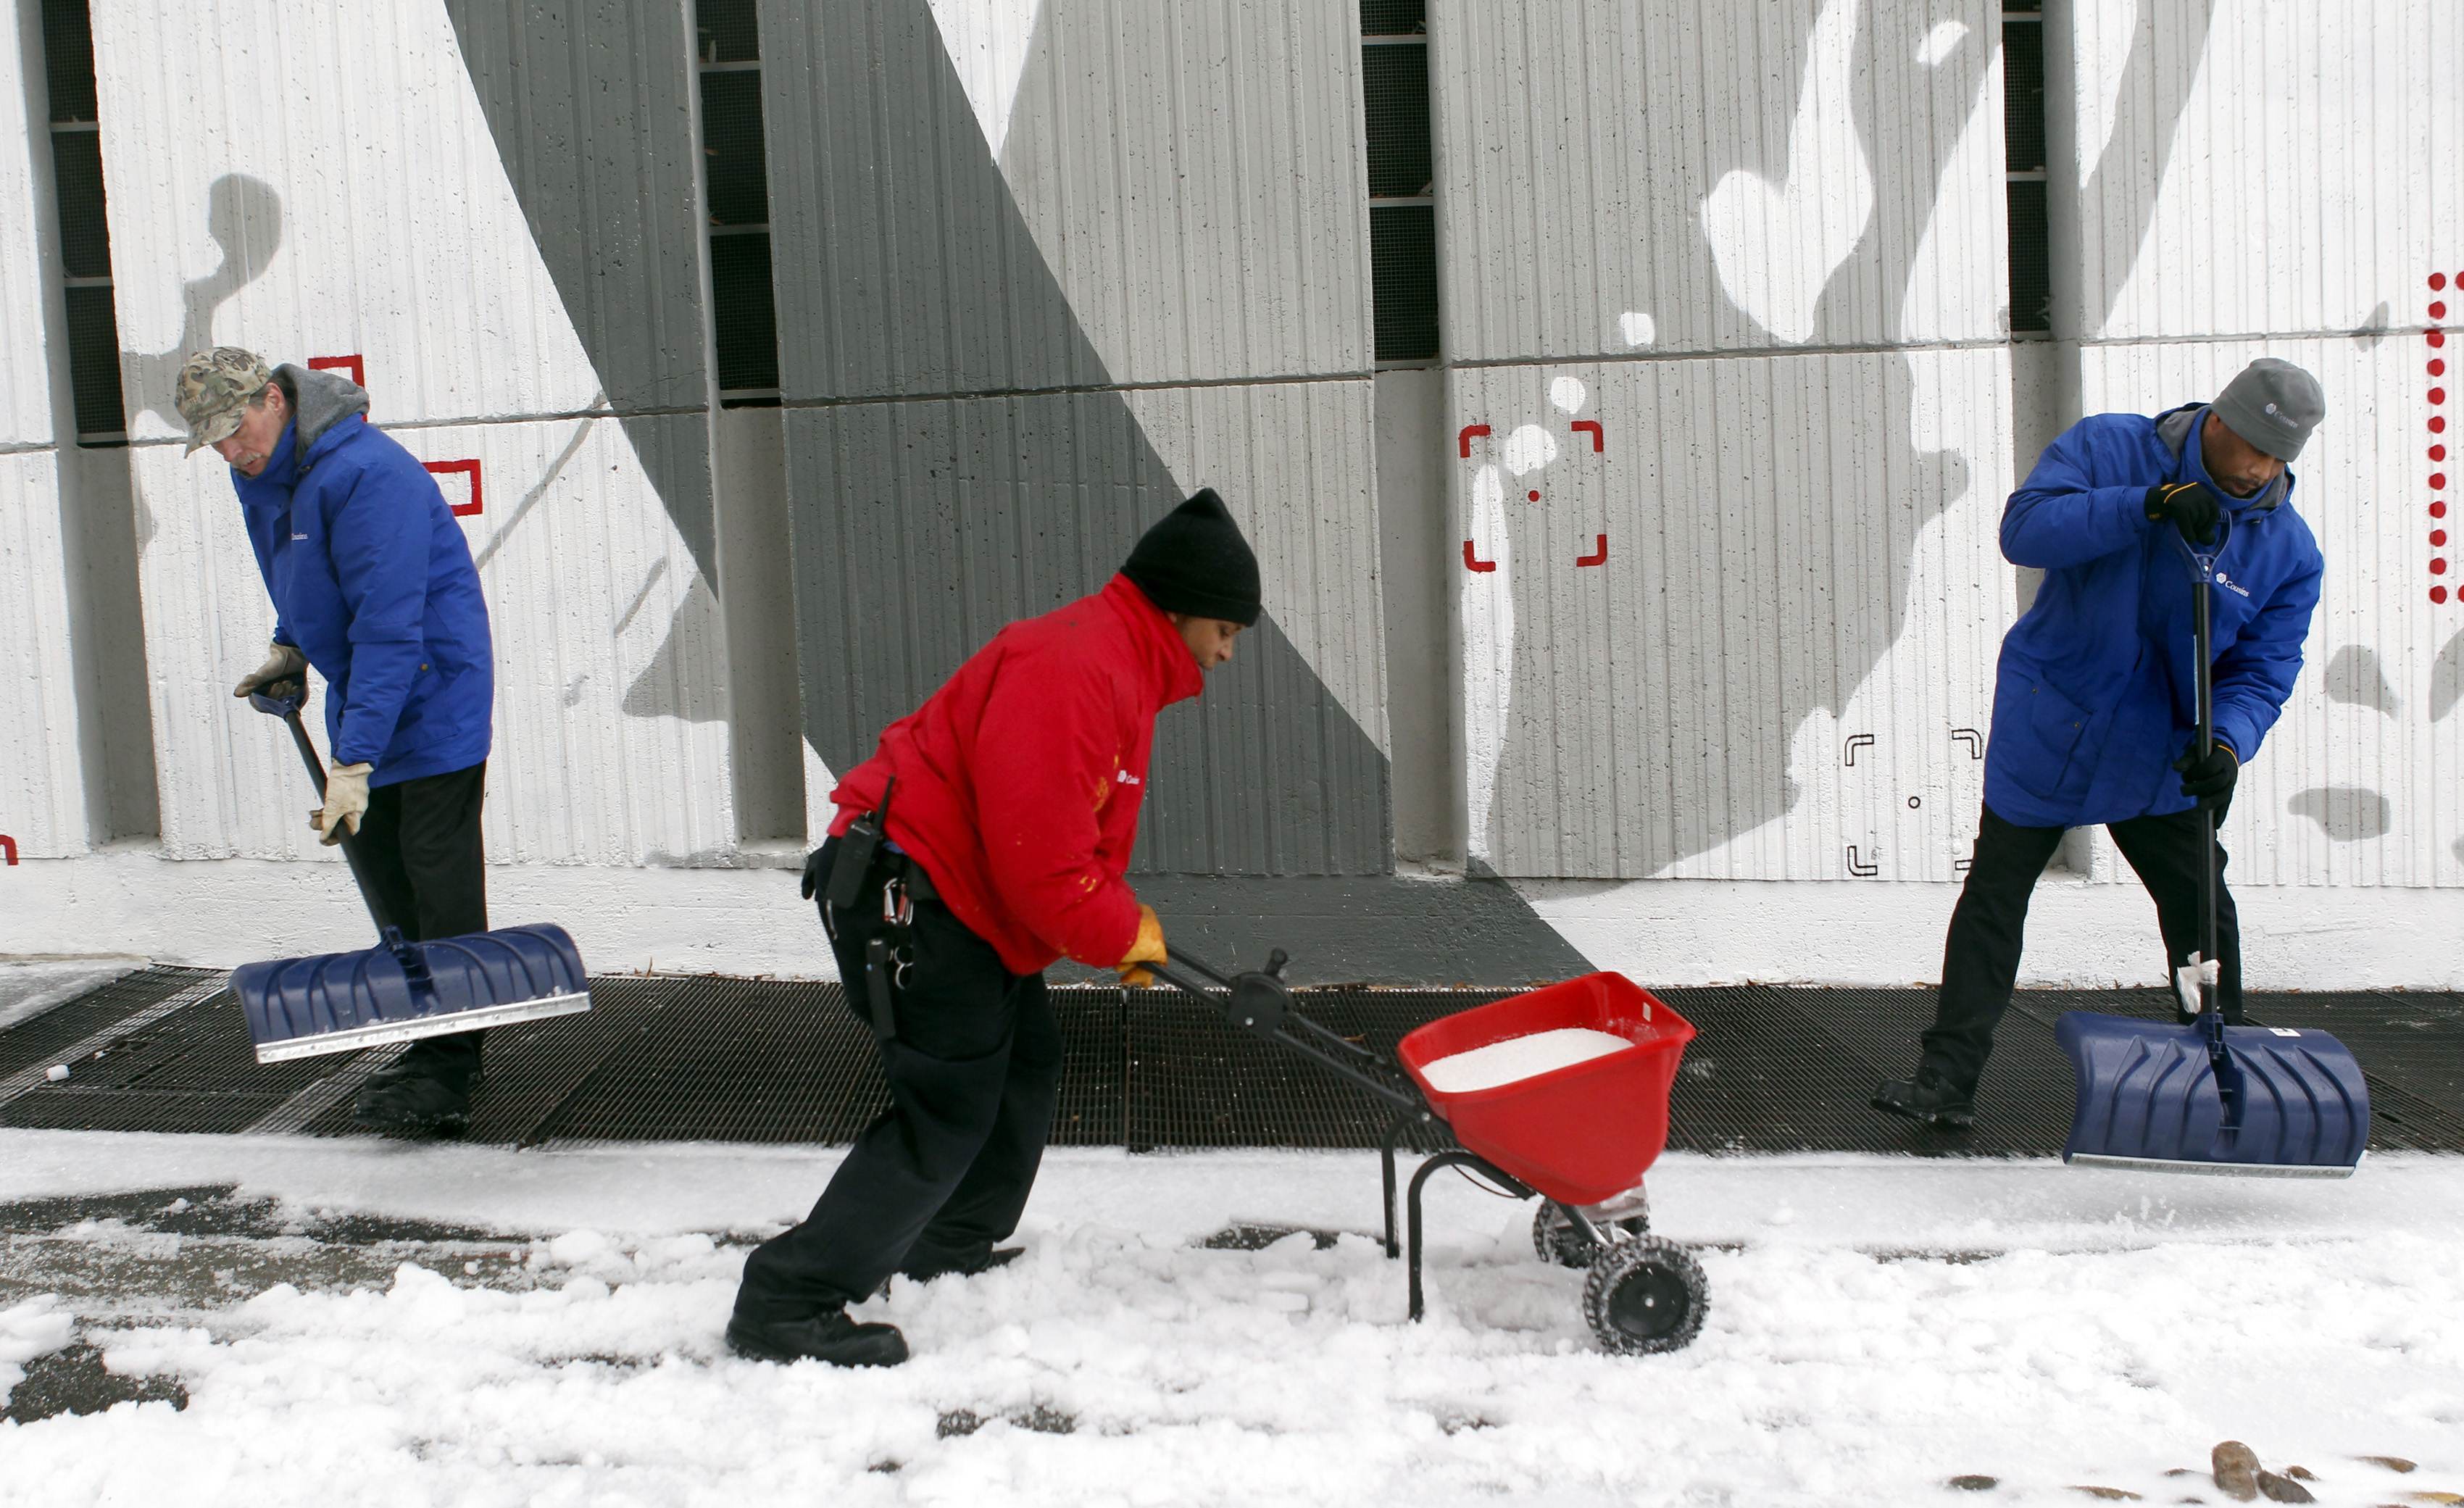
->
[[2439, 278, 2454, 593]]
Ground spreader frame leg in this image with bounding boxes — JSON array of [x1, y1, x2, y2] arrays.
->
[[1404, 1149, 1532, 1322]]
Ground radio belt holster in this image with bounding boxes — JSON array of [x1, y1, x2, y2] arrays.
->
[[805, 777, 943, 1044]]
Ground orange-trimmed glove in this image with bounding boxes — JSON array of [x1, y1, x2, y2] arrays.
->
[[1116, 904, 1168, 987]]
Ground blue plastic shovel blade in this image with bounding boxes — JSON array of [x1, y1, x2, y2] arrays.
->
[[2052, 1011, 2369, 1177], [233, 923, 591, 1063]]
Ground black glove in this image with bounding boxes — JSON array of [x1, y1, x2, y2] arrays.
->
[[799, 845, 828, 902], [2145, 480, 2223, 545], [2173, 738, 2239, 811]]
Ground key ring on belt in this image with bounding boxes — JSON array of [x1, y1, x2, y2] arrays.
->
[[881, 872, 917, 988]]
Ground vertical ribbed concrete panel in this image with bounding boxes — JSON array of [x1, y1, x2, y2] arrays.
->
[[1437, 0, 2014, 878], [1454, 351, 2013, 879], [92, 0, 733, 865], [763, 0, 1389, 875], [441, 0, 718, 578], [0, 454, 87, 859], [999, 0, 1370, 385], [0, 12, 87, 858], [2081, 338, 2456, 891], [1433, 0, 2007, 361], [2076, 0, 2452, 344], [2065, 0, 2464, 892]]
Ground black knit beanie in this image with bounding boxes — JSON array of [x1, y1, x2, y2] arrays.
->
[[1121, 488, 1261, 626]]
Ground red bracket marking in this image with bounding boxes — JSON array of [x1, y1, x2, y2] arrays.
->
[[1570, 420, 1604, 452], [1574, 533, 1607, 567], [0, 834, 16, 866], [1457, 423, 1491, 459], [423, 459, 484, 517], [1462, 540, 1496, 572], [309, 354, 366, 388]]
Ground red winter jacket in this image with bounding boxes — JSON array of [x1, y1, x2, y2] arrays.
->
[[827, 574, 1204, 975]]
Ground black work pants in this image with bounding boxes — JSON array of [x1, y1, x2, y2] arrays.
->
[[353, 760, 490, 1077], [734, 838, 1063, 1320], [1920, 802, 2241, 1093]]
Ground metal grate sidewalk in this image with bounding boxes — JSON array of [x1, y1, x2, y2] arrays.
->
[[1, 967, 2457, 1156]]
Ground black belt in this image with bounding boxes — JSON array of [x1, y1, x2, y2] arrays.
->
[[886, 851, 939, 904]]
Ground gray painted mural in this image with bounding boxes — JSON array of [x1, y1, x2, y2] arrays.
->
[[442, 0, 719, 584], [117, 173, 280, 553], [757, 0, 1391, 878], [433, 0, 1590, 978], [1447, 0, 2223, 878]]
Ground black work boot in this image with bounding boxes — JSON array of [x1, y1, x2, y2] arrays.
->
[[354, 1049, 482, 1138], [726, 1308, 909, 1368], [1870, 1065, 1977, 1130]]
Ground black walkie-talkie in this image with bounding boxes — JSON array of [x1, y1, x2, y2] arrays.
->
[[824, 775, 898, 911]]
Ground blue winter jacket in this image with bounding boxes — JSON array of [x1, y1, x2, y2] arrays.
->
[[1984, 404, 2322, 828], [233, 365, 494, 786]]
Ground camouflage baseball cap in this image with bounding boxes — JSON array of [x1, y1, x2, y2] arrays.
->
[[174, 346, 274, 455]]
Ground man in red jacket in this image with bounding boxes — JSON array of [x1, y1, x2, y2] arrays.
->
[[728, 490, 1257, 1367]]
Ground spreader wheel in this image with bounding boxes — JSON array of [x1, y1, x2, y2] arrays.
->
[[1531, 1199, 1649, 1269], [1581, 1236, 1708, 1354]]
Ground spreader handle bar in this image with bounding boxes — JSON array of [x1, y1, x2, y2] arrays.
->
[[1146, 954, 1427, 1116]]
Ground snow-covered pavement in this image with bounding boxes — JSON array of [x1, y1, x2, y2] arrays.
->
[[1, 1132, 2459, 1507]]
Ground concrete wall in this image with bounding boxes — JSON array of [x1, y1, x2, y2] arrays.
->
[[1437, 0, 2016, 880], [2049, 0, 2464, 891], [0, 1, 2457, 990], [88, 0, 736, 865], [0, 0, 87, 860], [759, 0, 1393, 877]]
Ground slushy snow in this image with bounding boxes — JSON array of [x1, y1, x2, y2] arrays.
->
[[1418, 1028, 1634, 1092], [0, 959, 140, 1035], [0, 1130, 2458, 1507]]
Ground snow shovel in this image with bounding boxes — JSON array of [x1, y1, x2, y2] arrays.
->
[[229, 680, 591, 1064], [2053, 515, 2368, 1177]]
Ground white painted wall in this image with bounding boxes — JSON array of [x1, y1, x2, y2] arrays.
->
[[89, 0, 733, 864], [4, 2, 2460, 987], [2065, 0, 2464, 891], [0, 9, 88, 860]]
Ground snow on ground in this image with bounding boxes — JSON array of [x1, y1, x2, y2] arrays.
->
[[0, 958, 142, 1035], [0, 1132, 2459, 1507]]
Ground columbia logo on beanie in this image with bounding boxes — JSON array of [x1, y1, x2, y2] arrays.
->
[[1121, 488, 1262, 626], [2212, 357, 2324, 462]]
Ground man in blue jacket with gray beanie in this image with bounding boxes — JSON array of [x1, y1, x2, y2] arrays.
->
[[177, 346, 496, 1136], [1873, 357, 2326, 1130]]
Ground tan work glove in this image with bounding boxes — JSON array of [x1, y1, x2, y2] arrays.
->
[[1116, 904, 1168, 987], [311, 763, 373, 846], [233, 641, 308, 699]]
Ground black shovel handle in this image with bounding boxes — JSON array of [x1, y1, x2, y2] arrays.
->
[[252, 679, 404, 938], [2169, 515, 2232, 1047]]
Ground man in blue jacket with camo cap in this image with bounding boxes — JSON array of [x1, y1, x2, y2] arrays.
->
[[177, 346, 496, 1136], [1873, 357, 2327, 1129]]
